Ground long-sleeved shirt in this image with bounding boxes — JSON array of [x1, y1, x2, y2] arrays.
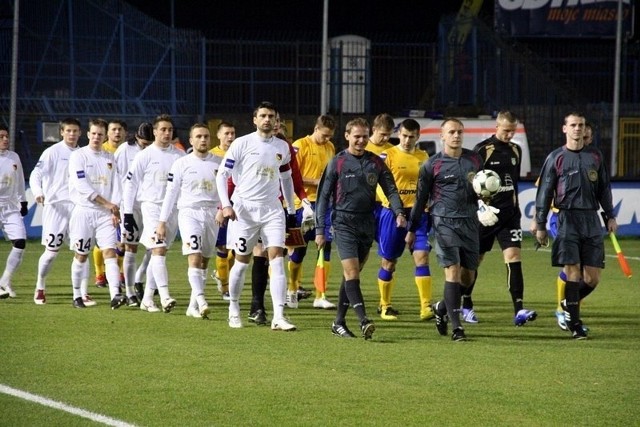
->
[[315, 149, 403, 235], [0, 150, 26, 208], [29, 141, 78, 205], [216, 132, 295, 213], [68, 146, 121, 211], [159, 153, 221, 222], [409, 148, 483, 232], [122, 143, 185, 213], [535, 144, 614, 228], [473, 135, 521, 210]]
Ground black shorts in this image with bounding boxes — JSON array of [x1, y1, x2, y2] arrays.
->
[[332, 211, 376, 263], [479, 207, 522, 254], [551, 210, 605, 268], [432, 216, 479, 270]]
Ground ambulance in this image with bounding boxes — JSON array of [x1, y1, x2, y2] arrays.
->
[[392, 116, 532, 178]]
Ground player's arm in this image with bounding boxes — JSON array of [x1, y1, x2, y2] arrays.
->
[[29, 152, 48, 203], [122, 156, 142, 214], [14, 156, 27, 203], [216, 151, 236, 220], [159, 164, 181, 224], [314, 158, 337, 241]]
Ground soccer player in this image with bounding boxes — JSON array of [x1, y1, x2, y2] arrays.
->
[[114, 122, 153, 306], [0, 124, 28, 299], [158, 123, 221, 319], [288, 114, 337, 310], [365, 113, 395, 156], [460, 111, 537, 326], [31, 118, 88, 305], [248, 113, 308, 323], [376, 118, 433, 321], [210, 121, 236, 301], [407, 118, 493, 342], [93, 119, 127, 288], [534, 112, 616, 339], [67, 119, 123, 309], [316, 117, 406, 340], [216, 101, 297, 331], [122, 114, 185, 313]]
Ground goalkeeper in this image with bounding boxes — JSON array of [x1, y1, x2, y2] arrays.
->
[[461, 111, 537, 327]]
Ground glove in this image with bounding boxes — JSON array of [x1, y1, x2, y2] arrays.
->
[[301, 199, 315, 232], [20, 202, 28, 217], [477, 199, 500, 227], [123, 213, 138, 235], [301, 199, 314, 222], [286, 213, 298, 231]]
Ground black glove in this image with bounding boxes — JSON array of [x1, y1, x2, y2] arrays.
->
[[20, 202, 28, 217], [123, 213, 138, 234], [286, 214, 298, 231]]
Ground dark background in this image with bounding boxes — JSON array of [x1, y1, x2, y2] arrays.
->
[[124, 0, 495, 41]]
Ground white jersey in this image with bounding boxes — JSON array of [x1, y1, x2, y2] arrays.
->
[[68, 146, 121, 211], [29, 140, 78, 205], [0, 150, 26, 208], [114, 141, 145, 206], [216, 132, 291, 206], [114, 141, 143, 184], [123, 143, 184, 212], [159, 153, 221, 222]]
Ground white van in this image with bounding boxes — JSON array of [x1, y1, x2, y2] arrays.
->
[[392, 117, 532, 178]]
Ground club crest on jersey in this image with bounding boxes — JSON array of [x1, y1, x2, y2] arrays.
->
[[367, 173, 377, 186], [588, 169, 598, 182], [107, 162, 112, 170], [167, 172, 174, 182], [12, 164, 17, 171], [511, 158, 516, 166], [276, 153, 282, 161], [77, 170, 86, 178]]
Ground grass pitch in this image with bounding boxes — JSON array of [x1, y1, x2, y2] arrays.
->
[[1, 236, 639, 426]]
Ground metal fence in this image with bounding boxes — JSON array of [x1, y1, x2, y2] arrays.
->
[[1, 0, 639, 177]]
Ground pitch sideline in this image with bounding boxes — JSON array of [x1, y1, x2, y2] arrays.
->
[[0, 384, 136, 426]]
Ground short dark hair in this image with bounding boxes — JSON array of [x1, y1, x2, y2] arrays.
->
[[154, 114, 173, 127], [400, 118, 420, 133], [60, 117, 81, 130], [441, 117, 464, 128], [217, 121, 235, 131], [253, 101, 278, 117], [108, 119, 128, 131], [0, 124, 8, 133]]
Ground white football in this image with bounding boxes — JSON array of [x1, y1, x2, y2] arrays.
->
[[473, 169, 501, 198]]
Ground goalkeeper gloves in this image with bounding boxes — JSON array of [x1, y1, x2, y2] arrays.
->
[[477, 199, 500, 227]]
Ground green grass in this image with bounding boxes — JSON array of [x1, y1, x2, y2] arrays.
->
[[1, 237, 639, 426]]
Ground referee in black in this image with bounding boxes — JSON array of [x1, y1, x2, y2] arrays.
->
[[315, 117, 405, 340]]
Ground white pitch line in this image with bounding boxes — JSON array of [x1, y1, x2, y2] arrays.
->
[[0, 384, 136, 427], [526, 247, 640, 261]]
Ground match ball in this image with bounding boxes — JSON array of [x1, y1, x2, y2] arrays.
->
[[473, 169, 501, 199]]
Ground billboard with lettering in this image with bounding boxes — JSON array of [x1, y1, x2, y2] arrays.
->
[[495, 0, 635, 38]]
